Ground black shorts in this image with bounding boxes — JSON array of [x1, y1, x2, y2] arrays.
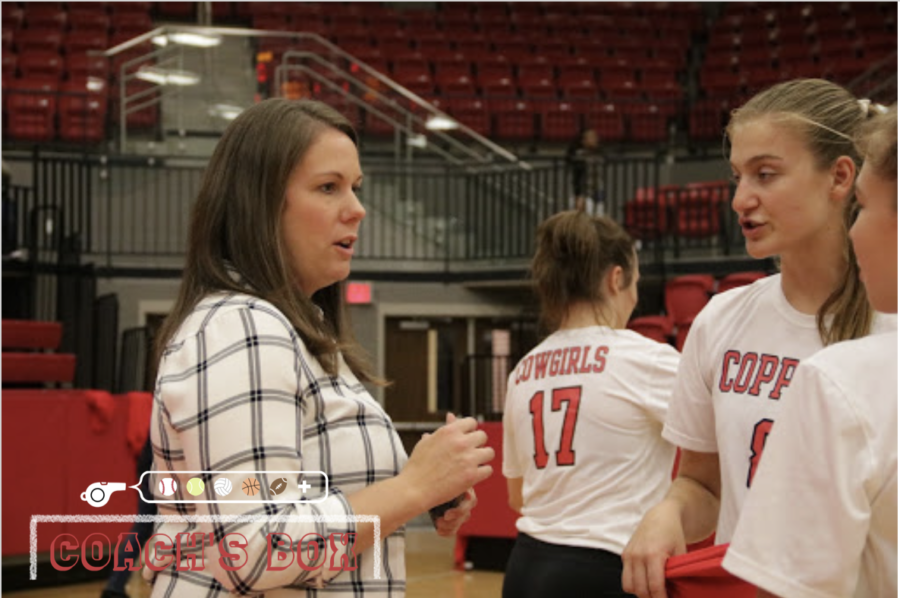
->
[[502, 533, 635, 598]]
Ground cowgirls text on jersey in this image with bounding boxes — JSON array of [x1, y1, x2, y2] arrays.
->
[[514, 344, 609, 384], [718, 350, 800, 487]]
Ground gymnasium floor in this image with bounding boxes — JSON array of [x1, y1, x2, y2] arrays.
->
[[6, 528, 506, 598]]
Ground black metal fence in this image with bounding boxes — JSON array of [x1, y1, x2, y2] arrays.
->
[[3, 150, 744, 270]]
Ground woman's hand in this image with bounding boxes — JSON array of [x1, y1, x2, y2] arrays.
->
[[621, 501, 686, 598], [434, 487, 477, 537], [401, 413, 494, 512]]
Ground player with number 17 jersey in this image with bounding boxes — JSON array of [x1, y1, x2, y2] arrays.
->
[[503, 325, 680, 553], [662, 273, 896, 543]]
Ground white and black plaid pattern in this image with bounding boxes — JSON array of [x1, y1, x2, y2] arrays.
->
[[145, 292, 408, 597]]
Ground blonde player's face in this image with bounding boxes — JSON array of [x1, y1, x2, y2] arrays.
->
[[729, 117, 844, 260], [281, 128, 366, 296], [850, 162, 898, 313]]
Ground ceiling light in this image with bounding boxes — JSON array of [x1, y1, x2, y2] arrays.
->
[[425, 115, 458, 131], [168, 32, 222, 48]]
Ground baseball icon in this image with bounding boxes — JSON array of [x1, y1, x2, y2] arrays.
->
[[186, 477, 205, 496], [158, 478, 178, 496], [214, 478, 232, 496], [242, 477, 260, 496], [269, 477, 288, 496]]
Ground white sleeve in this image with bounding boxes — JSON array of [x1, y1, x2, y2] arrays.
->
[[641, 343, 681, 425], [662, 307, 719, 452], [502, 370, 525, 479], [722, 360, 873, 598]]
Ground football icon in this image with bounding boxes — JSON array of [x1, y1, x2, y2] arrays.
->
[[269, 477, 288, 496], [242, 477, 260, 496], [214, 478, 232, 496], [158, 477, 178, 497]]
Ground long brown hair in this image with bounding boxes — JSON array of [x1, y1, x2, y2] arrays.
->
[[531, 210, 636, 332], [726, 78, 876, 345], [856, 103, 898, 190], [154, 99, 381, 384]]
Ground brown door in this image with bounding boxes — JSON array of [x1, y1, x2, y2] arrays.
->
[[384, 317, 467, 453]]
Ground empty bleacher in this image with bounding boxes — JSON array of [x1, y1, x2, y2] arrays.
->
[[2, 2, 895, 146]]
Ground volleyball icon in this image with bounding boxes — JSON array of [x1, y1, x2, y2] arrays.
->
[[242, 477, 260, 496], [186, 477, 205, 496], [214, 478, 232, 496], [158, 477, 177, 497]]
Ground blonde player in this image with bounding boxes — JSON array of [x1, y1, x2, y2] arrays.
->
[[503, 211, 680, 597], [723, 105, 898, 597], [622, 80, 896, 598]]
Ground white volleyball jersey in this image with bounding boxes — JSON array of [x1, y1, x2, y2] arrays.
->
[[503, 326, 680, 554], [724, 330, 898, 598], [663, 274, 896, 542]]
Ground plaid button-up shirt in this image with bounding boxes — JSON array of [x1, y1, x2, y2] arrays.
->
[[145, 292, 408, 596]]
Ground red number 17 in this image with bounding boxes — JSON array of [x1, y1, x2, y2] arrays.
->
[[529, 386, 583, 469]]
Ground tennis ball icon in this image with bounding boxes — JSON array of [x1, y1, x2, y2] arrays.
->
[[186, 477, 205, 496], [214, 478, 232, 496]]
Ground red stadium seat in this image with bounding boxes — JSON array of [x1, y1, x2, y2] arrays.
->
[[67, 11, 110, 34], [541, 102, 581, 141], [23, 6, 67, 31], [520, 76, 557, 100], [158, 3, 196, 18], [665, 274, 715, 328], [2, 353, 76, 383], [438, 74, 476, 96], [64, 31, 109, 55], [675, 187, 725, 238], [689, 98, 727, 141], [2, 320, 63, 350], [59, 79, 108, 143], [494, 100, 536, 141], [19, 50, 64, 80], [628, 315, 674, 344], [517, 56, 555, 81], [624, 188, 669, 239], [6, 79, 59, 140], [629, 104, 669, 143], [2, 53, 17, 80], [442, 98, 490, 137], [433, 52, 473, 79], [586, 103, 626, 142], [562, 78, 599, 100], [15, 29, 63, 53]]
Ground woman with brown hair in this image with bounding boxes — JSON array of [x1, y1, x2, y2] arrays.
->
[[622, 79, 896, 598], [724, 104, 898, 598], [502, 210, 680, 597], [143, 99, 493, 597]]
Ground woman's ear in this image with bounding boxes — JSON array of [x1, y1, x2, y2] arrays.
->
[[606, 265, 624, 297], [831, 156, 857, 203]]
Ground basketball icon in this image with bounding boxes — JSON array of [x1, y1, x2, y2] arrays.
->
[[186, 477, 205, 496], [269, 477, 288, 496], [214, 478, 232, 496], [158, 478, 177, 496], [242, 477, 260, 496]]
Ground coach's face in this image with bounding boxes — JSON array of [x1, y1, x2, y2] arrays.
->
[[281, 127, 366, 296]]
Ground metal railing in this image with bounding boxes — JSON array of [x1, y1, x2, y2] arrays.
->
[[4, 150, 746, 271]]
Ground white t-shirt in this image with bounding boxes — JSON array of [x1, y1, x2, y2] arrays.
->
[[503, 326, 680, 554], [723, 330, 898, 598], [662, 274, 895, 542]]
